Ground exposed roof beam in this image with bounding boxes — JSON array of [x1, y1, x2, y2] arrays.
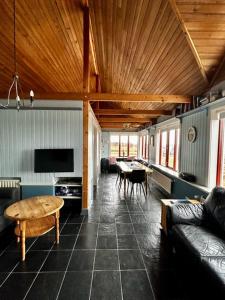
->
[[100, 123, 140, 129], [32, 93, 191, 103], [93, 109, 172, 115], [168, 0, 209, 84], [209, 51, 225, 88], [98, 117, 152, 123]]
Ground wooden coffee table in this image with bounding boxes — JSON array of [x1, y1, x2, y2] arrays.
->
[[4, 195, 64, 261]]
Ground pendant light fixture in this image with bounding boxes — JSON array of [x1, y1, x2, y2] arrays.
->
[[0, 0, 34, 110]]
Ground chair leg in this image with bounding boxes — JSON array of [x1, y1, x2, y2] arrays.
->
[[141, 183, 146, 198], [127, 181, 130, 194], [116, 173, 120, 184], [130, 183, 134, 198]]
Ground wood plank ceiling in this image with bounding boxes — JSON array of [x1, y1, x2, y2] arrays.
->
[[0, 0, 225, 131]]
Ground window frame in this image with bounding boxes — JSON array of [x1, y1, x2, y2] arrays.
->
[[216, 119, 225, 186], [158, 127, 180, 171], [140, 133, 149, 160]]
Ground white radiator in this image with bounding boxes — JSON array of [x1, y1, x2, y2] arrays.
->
[[0, 179, 20, 188], [151, 169, 172, 194]]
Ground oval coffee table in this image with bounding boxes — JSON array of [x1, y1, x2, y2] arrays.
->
[[5, 195, 64, 261]]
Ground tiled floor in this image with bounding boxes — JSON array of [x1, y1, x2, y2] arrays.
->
[[0, 174, 210, 299]]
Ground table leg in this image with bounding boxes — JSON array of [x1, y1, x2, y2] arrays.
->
[[20, 221, 26, 261], [145, 174, 148, 195], [124, 173, 126, 195], [17, 221, 20, 243], [55, 211, 60, 244]]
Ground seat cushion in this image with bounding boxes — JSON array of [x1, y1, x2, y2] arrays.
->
[[172, 224, 225, 257], [201, 257, 225, 295]]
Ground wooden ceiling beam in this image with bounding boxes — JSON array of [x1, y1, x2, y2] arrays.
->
[[168, 0, 209, 85], [31, 92, 191, 103], [93, 109, 172, 115], [98, 117, 152, 123]]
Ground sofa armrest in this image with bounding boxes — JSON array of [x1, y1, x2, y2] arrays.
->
[[169, 203, 205, 226]]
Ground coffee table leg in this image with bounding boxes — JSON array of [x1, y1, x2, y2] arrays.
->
[[55, 211, 60, 244], [17, 221, 20, 243], [20, 221, 26, 261]]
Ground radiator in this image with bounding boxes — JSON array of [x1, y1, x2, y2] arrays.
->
[[0, 179, 20, 188], [151, 169, 172, 194]]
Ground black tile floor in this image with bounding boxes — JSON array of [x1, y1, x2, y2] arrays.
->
[[0, 174, 213, 299]]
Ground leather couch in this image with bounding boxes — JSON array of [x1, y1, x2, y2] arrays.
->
[[0, 187, 20, 232], [169, 187, 225, 296]]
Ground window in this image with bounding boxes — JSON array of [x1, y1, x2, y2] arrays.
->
[[120, 135, 128, 157], [140, 134, 149, 160], [129, 135, 138, 157], [159, 128, 180, 171], [110, 135, 119, 156], [217, 119, 225, 187], [110, 134, 138, 157]]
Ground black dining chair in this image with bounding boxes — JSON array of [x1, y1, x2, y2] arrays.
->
[[128, 169, 146, 197]]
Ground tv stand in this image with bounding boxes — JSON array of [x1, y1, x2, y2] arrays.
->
[[54, 177, 82, 213]]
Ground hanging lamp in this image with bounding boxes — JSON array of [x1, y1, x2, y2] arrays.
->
[[0, 0, 34, 110]]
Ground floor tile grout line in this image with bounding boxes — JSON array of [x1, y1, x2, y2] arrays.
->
[[88, 219, 99, 299], [55, 213, 84, 300], [116, 215, 124, 300], [0, 236, 38, 288], [127, 194, 157, 300], [22, 213, 71, 300]]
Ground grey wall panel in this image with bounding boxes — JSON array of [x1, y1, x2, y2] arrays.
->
[[0, 110, 82, 184], [180, 109, 209, 186]]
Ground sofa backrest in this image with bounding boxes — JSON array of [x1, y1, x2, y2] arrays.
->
[[204, 187, 225, 233]]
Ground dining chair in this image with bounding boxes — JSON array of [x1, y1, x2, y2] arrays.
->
[[128, 169, 146, 197]]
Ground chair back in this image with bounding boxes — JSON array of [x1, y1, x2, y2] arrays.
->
[[129, 169, 146, 183]]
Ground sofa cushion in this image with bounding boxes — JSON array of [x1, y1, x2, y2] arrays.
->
[[204, 187, 225, 233], [173, 224, 225, 257], [201, 257, 225, 294]]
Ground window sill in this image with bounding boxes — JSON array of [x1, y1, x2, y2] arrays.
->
[[151, 164, 211, 194]]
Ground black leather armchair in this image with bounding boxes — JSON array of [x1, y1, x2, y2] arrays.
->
[[0, 187, 20, 232], [169, 187, 225, 296]]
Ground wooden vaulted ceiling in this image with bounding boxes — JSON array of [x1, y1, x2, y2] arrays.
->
[[0, 1, 225, 131]]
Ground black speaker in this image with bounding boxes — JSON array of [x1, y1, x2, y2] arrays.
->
[[179, 172, 196, 183]]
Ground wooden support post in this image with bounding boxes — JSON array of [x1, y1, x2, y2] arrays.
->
[[82, 2, 90, 212]]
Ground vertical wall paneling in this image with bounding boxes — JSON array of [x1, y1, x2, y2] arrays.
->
[[0, 109, 82, 184], [180, 109, 209, 186]]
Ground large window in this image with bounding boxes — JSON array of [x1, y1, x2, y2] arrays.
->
[[217, 119, 225, 187], [110, 135, 119, 156], [159, 128, 180, 171], [110, 134, 138, 157], [140, 134, 149, 160]]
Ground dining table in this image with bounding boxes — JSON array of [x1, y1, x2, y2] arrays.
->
[[116, 161, 153, 195]]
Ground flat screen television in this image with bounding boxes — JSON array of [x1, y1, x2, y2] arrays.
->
[[34, 149, 74, 173]]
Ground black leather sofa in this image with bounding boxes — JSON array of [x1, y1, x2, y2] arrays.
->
[[169, 187, 225, 296], [0, 188, 20, 232]]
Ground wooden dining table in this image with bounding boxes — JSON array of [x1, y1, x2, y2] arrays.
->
[[4, 195, 64, 261], [116, 161, 153, 194]]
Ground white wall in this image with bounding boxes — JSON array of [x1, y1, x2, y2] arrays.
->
[[101, 132, 110, 158], [0, 106, 83, 184]]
